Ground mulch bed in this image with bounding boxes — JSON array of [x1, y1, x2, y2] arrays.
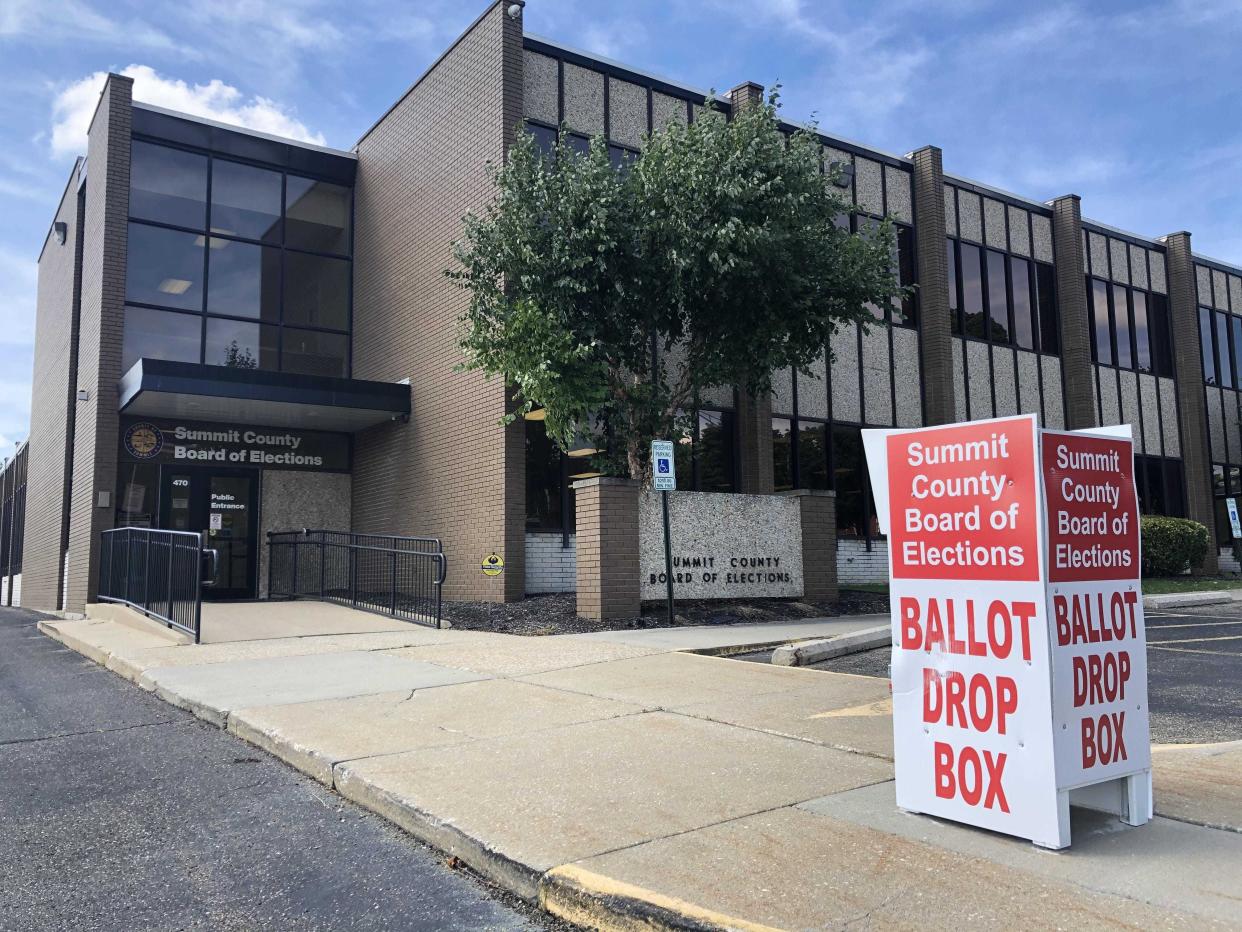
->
[[442, 589, 889, 636]]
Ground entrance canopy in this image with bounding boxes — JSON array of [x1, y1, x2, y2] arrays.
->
[[118, 359, 410, 433]]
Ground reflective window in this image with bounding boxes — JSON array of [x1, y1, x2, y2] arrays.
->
[[1113, 284, 1132, 370], [772, 418, 793, 492], [1216, 310, 1234, 389], [893, 225, 917, 328], [122, 306, 201, 372], [1036, 263, 1059, 354], [1150, 294, 1173, 378], [206, 239, 280, 321], [281, 328, 348, 378], [286, 176, 351, 254], [204, 317, 277, 370], [210, 159, 282, 243], [797, 421, 830, 490], [1132, 290, 1151, 373], [526, 123, 557, 160], [832, 425, 868, 538], [1092, 279, 1113, 366], [284, 252, 349, 330], [129, 141, 207, 229], [960, 243, 985, 339], [986, 250, 1009, 343], [697, 410, 736, 492], [1232, 315, 1242, 388], [946, 240, 960, 334], [1201, 307, 1217, 385], [1010, 258, 1034, 350], [525, 419, 566, 532], [126, 223, 203, 311]]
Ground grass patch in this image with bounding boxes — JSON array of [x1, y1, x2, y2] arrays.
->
[[1141, 576, 1242, 595], [842, 583, 889, 595]]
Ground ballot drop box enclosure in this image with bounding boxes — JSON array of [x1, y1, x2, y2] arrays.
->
[[863, 414, 1152, 849]]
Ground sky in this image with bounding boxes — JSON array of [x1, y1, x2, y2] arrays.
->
[[1, 0, 1240, 451]]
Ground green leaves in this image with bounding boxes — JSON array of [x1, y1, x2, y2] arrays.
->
[[449, 93, 905, 479]]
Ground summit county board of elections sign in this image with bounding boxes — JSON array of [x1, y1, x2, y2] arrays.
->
[[863, 415, 1151, 849], [119, 417, 350, 472]]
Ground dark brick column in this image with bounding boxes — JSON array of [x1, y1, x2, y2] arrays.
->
[[1051, 195, 1096, 430], [910, 146, 954, 425], [729, 81, 775, 493], [782, 490, 838, 602], [573, 478, 640, 620], [1164, 232, 1219, 572]]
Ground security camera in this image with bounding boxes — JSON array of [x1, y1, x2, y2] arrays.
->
[[507, 2, 523, 18]]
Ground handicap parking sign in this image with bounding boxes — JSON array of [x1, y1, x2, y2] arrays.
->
[[651, 440, 676, 491]]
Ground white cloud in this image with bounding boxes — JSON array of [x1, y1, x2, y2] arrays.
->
[[0, 247, 37, 349], [50, 64, 326, 158], [0, 0, 184, 53]]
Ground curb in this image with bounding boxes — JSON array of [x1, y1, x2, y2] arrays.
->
[[770, 625, 890, 667], [1142, 590, 1242, 611]]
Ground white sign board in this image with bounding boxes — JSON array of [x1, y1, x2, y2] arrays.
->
[[209, 513, 223, 531], [652, 440, 676, 491], [1228, 497, 1241, 540], [865, 415, 1151, 849]]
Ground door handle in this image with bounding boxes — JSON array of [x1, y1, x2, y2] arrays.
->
[[201, 548, 220, 587]]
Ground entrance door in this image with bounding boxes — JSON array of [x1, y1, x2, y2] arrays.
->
[[160, 469, 258, 600]]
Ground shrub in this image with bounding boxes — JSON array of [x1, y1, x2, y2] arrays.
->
[[1140, 516, 1210, 577]]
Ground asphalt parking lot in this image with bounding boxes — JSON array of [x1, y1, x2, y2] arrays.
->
[[754, 602, 1242, 745]]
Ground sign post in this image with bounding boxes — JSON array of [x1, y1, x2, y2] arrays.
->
[[863, 415, 1151, 849], [652, 440, 676, 625]]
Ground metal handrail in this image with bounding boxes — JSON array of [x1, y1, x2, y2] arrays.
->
[[98, 526, 207, 642]]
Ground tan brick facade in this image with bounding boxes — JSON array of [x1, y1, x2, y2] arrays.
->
[[1051, 195, 1096, 431], [783, 490, 838, 602], [573, 478, 640, 621]]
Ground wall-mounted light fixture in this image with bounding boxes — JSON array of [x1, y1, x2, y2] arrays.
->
[[76, 389, 89, 402], [53, 221, 67, 245]]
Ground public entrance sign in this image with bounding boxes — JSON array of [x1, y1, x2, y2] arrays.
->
[[864, 415, 1151, 849]]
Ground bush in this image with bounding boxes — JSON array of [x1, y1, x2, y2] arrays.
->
[[1140, 516, 1210, 577]]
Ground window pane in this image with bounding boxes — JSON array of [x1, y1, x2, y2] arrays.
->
[[1232, 316, 1242, 388], [122, 306, 201, 372], [1036, 262, 1059, 354], [1217, 311, 1234, 389], [608, 145, 637, 173], [565, 133, 590, 157], [832, 425, 865, 537], [1200, 307, 1217, 384], [1113, 284, 1132, 369], [772, 418, 792, 492], [210, 159, 282, 243], [284, 252, 349, 330], [524, 420, 563, 531], [1149, 294, 1173, 377], [697, 410, 735, 492], [126, 223, 204, 311], [1132, 290, 1151, 373], [674, 413, 695, 490], [526, 123, 557, 160], [960, 243, 984, 338], [946, 240, 960, 334], [281, 328, 348, 378], [1165, 460, 1186, 517], [893, 225, 917, 327], [285, 176, 351, 254], [206, 238, 280, 321], [1010, 258, 1034, 350], [1144, 458, 1167, 516], [797, 421, 830, 490], [129, 141, 207, 229], [986, 250, 1009, 343], [1092, 279, 1113, 365], [205, 317, 278, 370], [115, 461, 159, 528]]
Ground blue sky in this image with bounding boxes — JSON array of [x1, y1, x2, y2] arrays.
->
[[1, 0, 1240, 449]]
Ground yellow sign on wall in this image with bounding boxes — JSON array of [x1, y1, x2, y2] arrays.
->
[[481, 553, 504, 576]]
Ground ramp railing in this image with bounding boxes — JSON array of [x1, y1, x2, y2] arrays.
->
[[266, 530, 445, 628], [98, 527, 211, 643]]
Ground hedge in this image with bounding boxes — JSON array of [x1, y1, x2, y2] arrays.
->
[[1140, 516, 1210, 577]]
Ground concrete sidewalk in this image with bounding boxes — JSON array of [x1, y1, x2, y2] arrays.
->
[[40, 607, 1242, 930]]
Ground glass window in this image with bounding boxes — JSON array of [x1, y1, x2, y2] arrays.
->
[[1010, 258, 1034, 350], [281, 328, 348, 378], [986, 250, 1009, 343], [608, 145, 637, 172], [525, 420, 564, 531], [1200, 307, 1217, 384], [564, 133, 591, 157], [129, 141, 207, 229], [210, 159, 282, 243], [946, 240, 960, 334], [832, 425, 866, 538], [674, 416, 695, 491], [206, 238, 280, 321], [1165, 460, 1186, 517], [285, 176, 351, 254], [1035, 262, 1058, 355], [960, 243, 984, 339], [115, 462, 159, 528], [126, 223, 204, 311], [1113, 284, 1132, 370], [284, 252, 349, 330], [1149, 293, 1173, 377], [1217, 311, 1234, 390], [697, 410, 736, 492], [772, 418, 793, 492], [1132, 290, 1151, 373], [797, 421, 830, 490], [893, 225, 917, 327], [526, 123, 557, 160], [1232, 316, 1242, 389], [205, 317, 278, 370], [1092, 279, 1113, 366], [121, 306, 201, 372]]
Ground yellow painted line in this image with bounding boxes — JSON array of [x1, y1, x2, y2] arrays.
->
[[543, 864, 784, 932], [808, 698, 893, 720]]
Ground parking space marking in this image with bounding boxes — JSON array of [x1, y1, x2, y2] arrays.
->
[[1148, 645, 1241, 657], [1148, 634, 1242, 646], [1144, 620, 1242, 629]]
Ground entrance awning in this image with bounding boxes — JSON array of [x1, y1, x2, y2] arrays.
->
[[118, 359, 410, 433]]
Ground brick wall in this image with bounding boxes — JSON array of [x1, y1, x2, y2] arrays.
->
[[524, 531, 576, 593], [1051, 195, 1095, 431], [911, 146, 954, 426], [350, 2, 526, 603], [837, 538, 888, 586], [573, 478, 639, 620], [22, 161, 85, 610], [783, 490, 838, 601], [65, 75, 132, 611]]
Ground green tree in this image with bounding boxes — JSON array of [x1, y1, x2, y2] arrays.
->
[[450, 92, 904, 480]]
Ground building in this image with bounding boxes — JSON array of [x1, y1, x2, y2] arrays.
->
[[17, 0, 1241, 615]]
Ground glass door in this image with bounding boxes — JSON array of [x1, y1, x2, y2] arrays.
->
[[159, 468, 258, 600]]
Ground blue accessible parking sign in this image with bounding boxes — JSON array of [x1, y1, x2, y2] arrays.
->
[[652, 440, 676, 491]]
